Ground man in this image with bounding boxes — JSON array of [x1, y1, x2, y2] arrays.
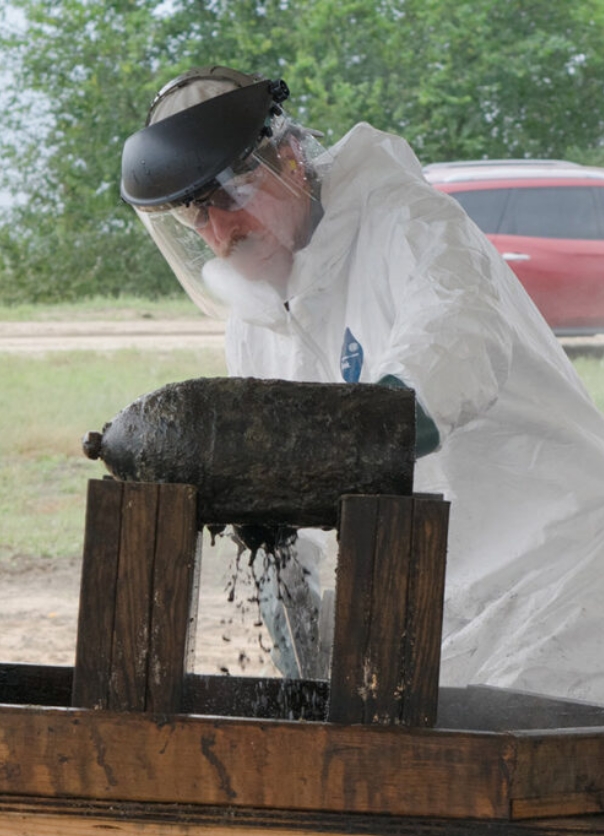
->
[[121, 66, 604, 701]]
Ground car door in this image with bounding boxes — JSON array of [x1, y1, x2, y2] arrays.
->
[[490, 184, 604, 334]]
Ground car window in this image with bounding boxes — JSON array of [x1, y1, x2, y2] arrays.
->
[[448, 189, 510, 234], [501, 187, 602, 240]]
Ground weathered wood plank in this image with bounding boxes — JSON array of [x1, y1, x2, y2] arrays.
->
[[72, 478, 123, 708], [146, 483, 200, 714], [511, 731, 604, 819], [401, 495, 450, 727], [1, 665, 329, 720], [329, 494, 448, 726], [7, 664, 604, 733], [513, 794, 604, 820], [0, 664, 73, 707], [108, 481, 159, 711], [181, 673, 329, 720], [0, 705, 513, 819], [3, 799, 604, 835], [329, 495, 380, 724], [72, 481, 202, 714], [367, 496, 414, 724]]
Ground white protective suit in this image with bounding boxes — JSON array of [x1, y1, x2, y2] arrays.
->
[[222, 123, 604, 703]]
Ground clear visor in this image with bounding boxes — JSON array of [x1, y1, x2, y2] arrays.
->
[[136, 126, 329, 320]]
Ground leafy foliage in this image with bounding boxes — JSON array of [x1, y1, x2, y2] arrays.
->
[[1, 0, 603, 303]]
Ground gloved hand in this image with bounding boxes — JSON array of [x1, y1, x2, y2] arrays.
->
[[378, 375, 440, 457]]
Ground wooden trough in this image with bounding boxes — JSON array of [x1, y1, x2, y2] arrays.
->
[[2, 384, 604, 834]]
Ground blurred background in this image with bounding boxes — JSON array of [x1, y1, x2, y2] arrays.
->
[[2, 0, 603, 305]]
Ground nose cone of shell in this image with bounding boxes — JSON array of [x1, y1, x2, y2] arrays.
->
[[82, 431, 103, 460]]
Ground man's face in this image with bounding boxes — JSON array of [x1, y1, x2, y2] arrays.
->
[[173, 142, 312, 285]]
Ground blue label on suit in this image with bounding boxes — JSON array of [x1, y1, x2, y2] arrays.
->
[[340, 327, 364, 383]]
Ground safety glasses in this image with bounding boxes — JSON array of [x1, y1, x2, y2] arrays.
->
[[170, 164, 263, 230]]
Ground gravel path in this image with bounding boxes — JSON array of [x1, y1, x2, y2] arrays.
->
[[0, 318, 225, 353], [1, 318, 601, 355]]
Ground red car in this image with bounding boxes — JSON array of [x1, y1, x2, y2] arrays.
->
[[423, 160, 604, 335]]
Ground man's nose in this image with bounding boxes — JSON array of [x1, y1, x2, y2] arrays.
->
[[202, 206, 245, 256]]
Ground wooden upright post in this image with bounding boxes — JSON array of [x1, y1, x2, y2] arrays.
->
[[328, 494, 449, 727], [72, 479, 201, 713]]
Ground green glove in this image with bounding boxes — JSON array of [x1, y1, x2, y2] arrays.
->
[[378, 375, 440, 457]]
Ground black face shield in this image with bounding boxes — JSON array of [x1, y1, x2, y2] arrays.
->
[[120, 71, 327, 321], [120, 79, 289, 210]]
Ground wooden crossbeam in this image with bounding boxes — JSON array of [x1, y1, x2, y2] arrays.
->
[[2, 703, 604, 822]]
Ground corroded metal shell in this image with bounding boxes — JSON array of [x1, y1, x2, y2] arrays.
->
[[83, 377, 415, 526]]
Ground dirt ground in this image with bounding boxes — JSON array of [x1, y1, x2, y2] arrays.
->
[[0, 533, 286, 676], [0, 530, 337, 678], [0, 526, 337, 677], [0, 319, 338, 677]]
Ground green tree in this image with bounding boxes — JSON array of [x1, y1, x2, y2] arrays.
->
[[1, 0, 603, 304], [0, 0, 183, 302], [398, 0, 604, 161]]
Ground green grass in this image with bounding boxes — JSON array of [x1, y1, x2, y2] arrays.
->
[[1, 347, 226, 561], [572, 355, 604, 413], [0, 294, 201, 322]]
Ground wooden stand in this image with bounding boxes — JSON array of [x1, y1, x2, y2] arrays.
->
[[72, 481, 449, 727], [1, 479, 604, 835]]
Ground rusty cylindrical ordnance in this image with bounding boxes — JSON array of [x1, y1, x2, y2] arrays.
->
[[83, 377, 415, 527]]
